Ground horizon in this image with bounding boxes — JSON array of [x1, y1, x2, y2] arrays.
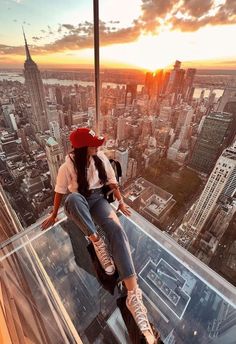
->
[[1, 65, 236, 74]]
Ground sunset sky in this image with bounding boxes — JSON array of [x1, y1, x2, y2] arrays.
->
[[0, 0, 236, 70]]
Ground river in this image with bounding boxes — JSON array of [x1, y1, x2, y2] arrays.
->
[[0, 71, 224, 98]]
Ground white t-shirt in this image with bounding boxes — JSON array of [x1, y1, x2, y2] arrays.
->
[[54, 150, 117, 194]]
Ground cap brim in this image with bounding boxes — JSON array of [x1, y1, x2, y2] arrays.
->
[[93, 136, 105, 147]]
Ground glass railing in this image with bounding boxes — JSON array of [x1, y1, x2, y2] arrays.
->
[[1, 207, 236, 344]]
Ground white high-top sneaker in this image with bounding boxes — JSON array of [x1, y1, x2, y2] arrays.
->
[[126, 287, 157, 344], [92, 237, 115, 275]]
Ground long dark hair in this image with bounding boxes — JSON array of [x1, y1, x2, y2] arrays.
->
[[72, 147, 108, 197]]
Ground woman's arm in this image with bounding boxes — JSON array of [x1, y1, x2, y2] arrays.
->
[[109, 183, 123, 203], [52, 192, 64, 217], [108, 183, 131, 216], [41, 192, 64, 230]]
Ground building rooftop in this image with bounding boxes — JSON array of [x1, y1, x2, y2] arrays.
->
[[46, 137, 58, 146]]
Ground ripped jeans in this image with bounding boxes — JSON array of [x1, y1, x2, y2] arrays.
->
[[64, 188, 136, 281]]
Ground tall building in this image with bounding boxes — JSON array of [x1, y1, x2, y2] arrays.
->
[[209, 304, 236, 344], [20, 169, 45, 200], [145, 72, 153, 97], [183, 68, 196, 102], [45, 137, 64, 187], [0, 184, 21, 241], [115, 148, 128, 185], [17, 127, 30, 154], [166, 60, 185, 96], [189, 112, 233, 174], [217, 87, 236, 144], [158, 106, 172, 124], [117, 117, 126, 141], [2, 103, 15, 131], [178, 106, 194, 148], [174, 142, 236, 248], [218, 87, 236, 116], [125, 84, 137, 106], [49, 121, 60, 142], [55, 86, 63, 105], [144, 70, 164, 99], [23, 30, 48, 133]]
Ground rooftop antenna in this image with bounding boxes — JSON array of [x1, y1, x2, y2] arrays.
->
[[22, 26, 32, 61]]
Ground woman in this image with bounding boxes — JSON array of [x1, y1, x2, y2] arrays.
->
[[42, 127, 156, 344]]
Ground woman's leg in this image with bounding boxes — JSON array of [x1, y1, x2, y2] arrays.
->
[[64, 192, 115, 274], [65, 193, 97, 236], [90, 197, 156, 344], [66, 193, 156, 343], [90, 197, 136, 281]]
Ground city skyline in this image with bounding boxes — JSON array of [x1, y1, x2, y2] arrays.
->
[[1, 5, 236, 341], [0, 0, 236, 70]]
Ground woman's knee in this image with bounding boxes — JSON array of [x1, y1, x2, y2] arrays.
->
[[65, 192, 87, 212]]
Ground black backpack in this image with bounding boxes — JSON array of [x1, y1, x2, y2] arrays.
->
[[103, 159, 122, 203]]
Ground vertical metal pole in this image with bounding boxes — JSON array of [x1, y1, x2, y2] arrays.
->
[[93, 0, 100, 135]]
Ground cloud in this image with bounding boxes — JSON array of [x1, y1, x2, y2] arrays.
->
[[47, 25, 53, 34], [40, 21, 140, 53], [1, 0, 236, 58], [179, 0, 214, 17], [0, 44, 25, 55], [168, 0, 236, 32], [0, 19, 141, 56], [138, 0, 236, 33], [32, 36, 42, 41], [62, 24, 75, 30]]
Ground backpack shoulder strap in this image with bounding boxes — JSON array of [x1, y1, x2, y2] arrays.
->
[[109, 159, 122, 182]]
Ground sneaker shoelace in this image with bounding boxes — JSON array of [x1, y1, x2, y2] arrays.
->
[[128, 289, 160, 343], [94, 240, 113, 268], [127, 293, 151, 332]]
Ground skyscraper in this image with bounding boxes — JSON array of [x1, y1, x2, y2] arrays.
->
[[183, 68, 196, 102], [115, 148, 128, 185], [45, 137, 64, 188], [217, 87, 236, 116], [166, 60, 185, 96], [55, 86, 63, 105], [144, 70, 164, 99], [117, 117, 127, 141], [23, 30, 48, 133], [174, 142, 236, 248], [0, 184, 21, 241], [125, 84, 137, 106], [217, 87, 236, 144], [49, 121, 61, 142], [17, 127, 30, 154], [189, 112, 233, 174]]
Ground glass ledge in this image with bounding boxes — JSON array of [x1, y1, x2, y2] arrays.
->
[[0, 206, 236, 344]]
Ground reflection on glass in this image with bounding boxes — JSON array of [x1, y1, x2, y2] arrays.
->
[[1, 208, 235, 343]]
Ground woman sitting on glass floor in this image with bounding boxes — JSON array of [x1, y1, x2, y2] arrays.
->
[[42, 127, 156, 344]]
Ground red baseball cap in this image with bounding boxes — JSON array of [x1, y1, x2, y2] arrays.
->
[[69, 127, 105, 148]]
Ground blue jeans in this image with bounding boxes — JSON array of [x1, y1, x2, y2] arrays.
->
[[64, 188, 136, 281]]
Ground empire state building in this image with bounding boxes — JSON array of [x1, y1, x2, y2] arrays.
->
[[23, 30, 48, 133]]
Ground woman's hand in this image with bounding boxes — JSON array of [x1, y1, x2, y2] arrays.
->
[[41, 214, 58, 231], [117, 203, 131, 216]]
